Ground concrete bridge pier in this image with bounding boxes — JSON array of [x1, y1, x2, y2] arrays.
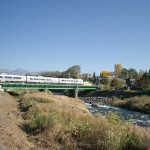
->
[[0, 85, 4, 92], [75, 89, 79, 98]]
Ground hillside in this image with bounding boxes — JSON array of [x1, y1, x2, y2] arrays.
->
[[0, 91, 91, 150], [0, 91, 34, 149]]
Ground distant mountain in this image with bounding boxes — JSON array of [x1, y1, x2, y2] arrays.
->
[[0, 68, 38, 75]]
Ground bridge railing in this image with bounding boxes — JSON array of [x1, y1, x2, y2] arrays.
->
[[1, 83, 98, 90]]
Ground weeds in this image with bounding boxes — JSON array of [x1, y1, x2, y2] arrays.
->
[[113, 95, 150, 113], [19, 91, 150, 150]]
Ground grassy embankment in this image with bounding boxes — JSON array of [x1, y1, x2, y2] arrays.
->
[[113, 95, 150, 114], [13, 90, 150, 150], [80, 90, 150, 114]]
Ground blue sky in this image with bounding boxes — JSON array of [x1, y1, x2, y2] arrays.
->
[[0, 0, 150, 75]]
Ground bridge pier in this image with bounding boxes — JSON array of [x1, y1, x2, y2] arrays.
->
[[0, 85, 4, 92], [75, 89, 79, 98]]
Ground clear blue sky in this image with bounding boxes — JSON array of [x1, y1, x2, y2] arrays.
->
[[0, 0, 150, 75]]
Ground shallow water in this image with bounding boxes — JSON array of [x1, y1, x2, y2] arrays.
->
[[85, 103, 150, 128]]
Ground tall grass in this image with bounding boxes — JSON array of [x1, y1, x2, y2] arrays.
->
[[113, 95, 150, 113], [20, 92, 150, 150]]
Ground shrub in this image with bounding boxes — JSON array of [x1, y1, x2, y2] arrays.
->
[[113, 95, 150, 113], [20, 97, 54, 111]]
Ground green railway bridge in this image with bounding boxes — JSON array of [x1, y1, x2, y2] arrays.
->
[[0, 83, 98, 98]]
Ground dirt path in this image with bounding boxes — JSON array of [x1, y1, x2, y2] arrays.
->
[[0, 91, 35, 150]]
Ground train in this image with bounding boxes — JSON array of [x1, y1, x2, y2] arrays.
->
[[0, 73, 84, 85]]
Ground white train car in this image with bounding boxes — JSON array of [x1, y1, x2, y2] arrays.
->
[[0, 73, 84, 85], [44, 77, 59, 84], [26, 76, 59, 84], [26, 76, 45, 83], [58, 78, 83, 85], [0, 74, 26, 82], [58, 78, 75, 84], [75, 79, 84, 85]]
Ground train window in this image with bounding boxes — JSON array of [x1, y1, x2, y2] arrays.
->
[[0, 76, 2, 78], [14, 77, 21, 79], [5, 76, 12, 79]]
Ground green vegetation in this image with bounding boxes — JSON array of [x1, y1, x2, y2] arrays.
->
[[136, 71, 150, 90], [20, 97, 54, 111], [39, 65, 81, 79], [114, 63, 123, 77], [113, 95, 150, 113], [110, 78, 125, 90], [17, 91, 150, 150], [27, 63, 150, 91], [98, 63, 150, 91]]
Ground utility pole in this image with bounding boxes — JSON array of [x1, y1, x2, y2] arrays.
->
[[68, 73, 70, 78], [75, 84, 78, 98], [75, 74, 79, 98]]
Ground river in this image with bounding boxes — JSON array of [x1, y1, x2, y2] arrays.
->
[[85, 102, 150, 128]]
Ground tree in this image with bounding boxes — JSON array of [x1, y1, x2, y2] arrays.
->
[[93, 72, 96, 79], [120, 68, 128, 79], [128, 68, 138, 79], [66, 65, 81, 79], [136, 69, 144, 80], [92, 72, 97, 84], [38, 65, 81, 79], [100, 70, 110, 78], [39, 71, 61, 77], [110, 78, 125, 90], [136, 71, 150, 90], [100, 78, 110, 85], [114, 63, 123, 77]]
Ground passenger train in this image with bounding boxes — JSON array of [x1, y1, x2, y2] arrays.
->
[[0, 74, 84, 85]]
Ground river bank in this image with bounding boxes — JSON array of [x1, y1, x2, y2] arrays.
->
[[112, 95, 150, 114], [85, 102, 150, 128], [80, 90, 150, 99], [80, 96, 150, 127], [1, 90, 150, 150], [78, 90, 150, 114]]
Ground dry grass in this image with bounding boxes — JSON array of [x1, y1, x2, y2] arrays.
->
[[1, 89, 150, 150], [0, 91, 35, 150], [113, 95, 150, 113], [16, 91, 150, 150]]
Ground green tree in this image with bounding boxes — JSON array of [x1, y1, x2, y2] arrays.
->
[[121, 68, 128, 79], [100, 78, 110, 85], [66, 65, 81, 79], [99, 77, 111, 90], [114, 63, 123, 77], [92, 72, 97, 84], [93, 72, 96, 79], [136, 71, 150, 90], [136, 69, 144, 80], [110, 78, 125, 90], [128, 68, 138, 78], [38, 65, 81, 79], [39, 71, 61, 77]]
